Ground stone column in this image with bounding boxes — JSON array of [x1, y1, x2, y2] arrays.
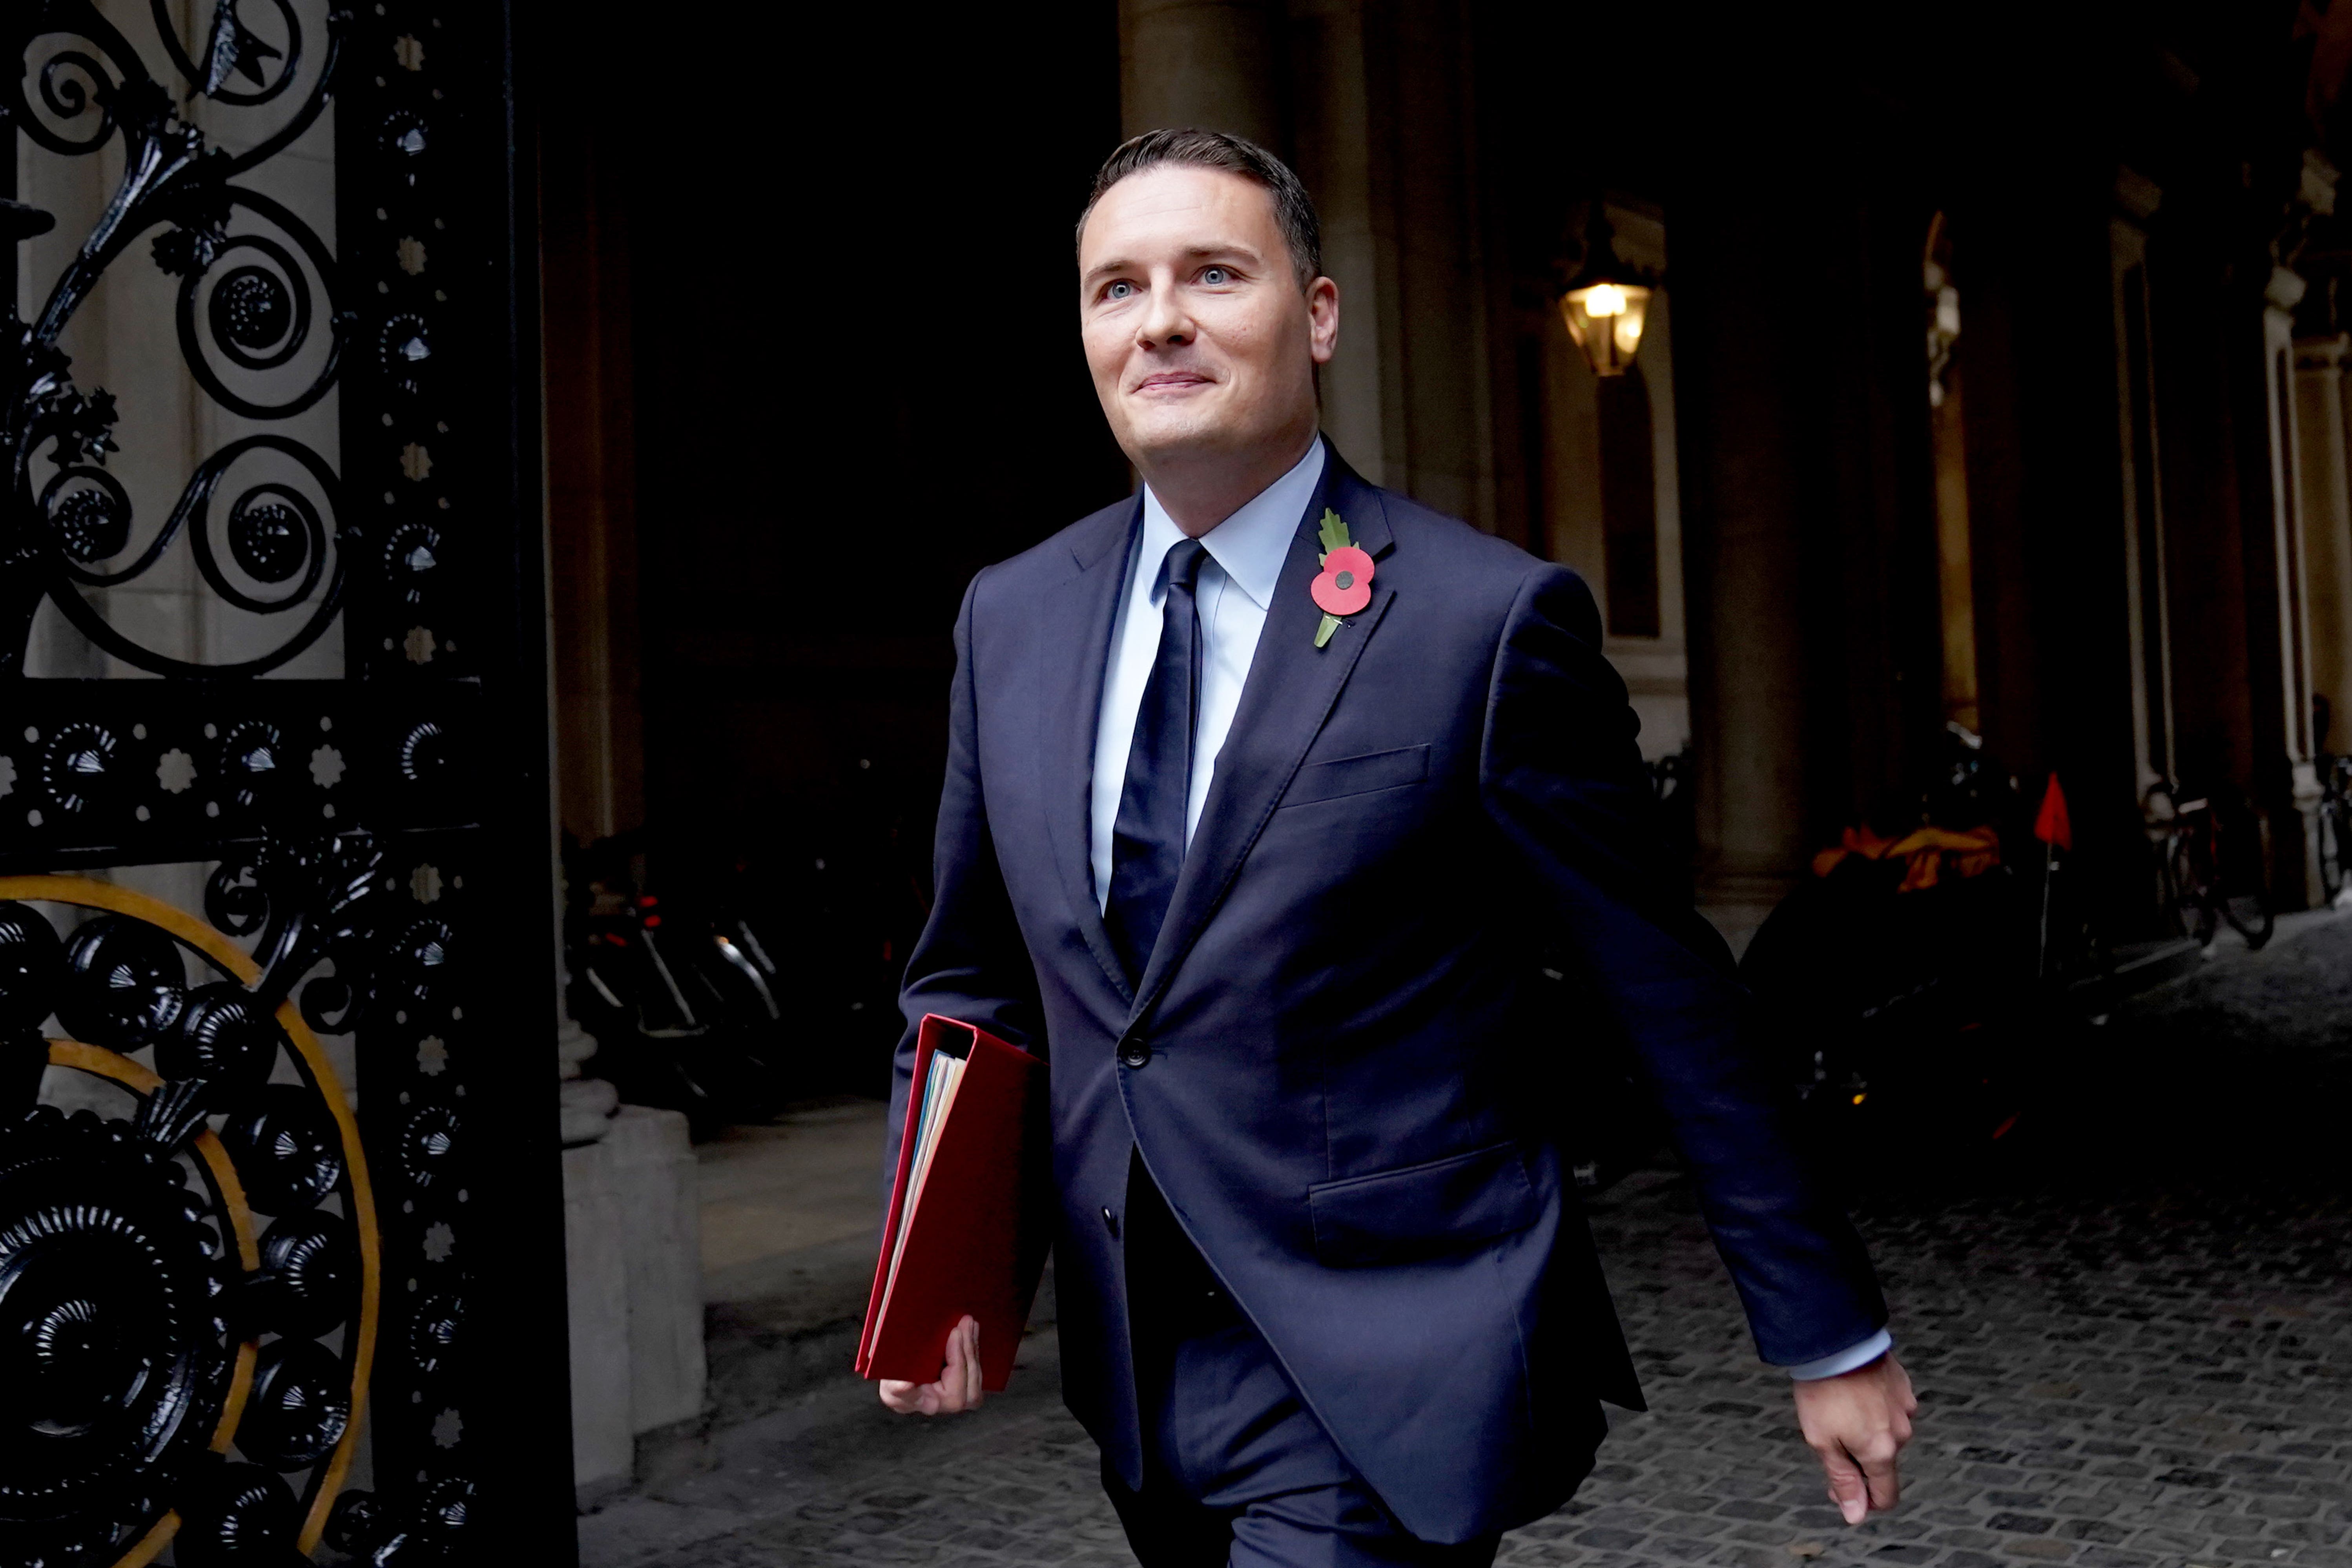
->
[[1288, 0, 1493, 515], [1685, 447, 1811, 955], [2110, 177, 2174, 808], [547, 552, 707, 1504], [2262, 266, 2325, 906], [1114, 0, 1404, 498], [552, 742, 707, 1508], [1286, 0, 1395, 487], [549, 670, 629, 1497], [2295, 335, 2352, 757], [1672, 204, 1814, 956], [1119, 0, 1285, 148], [538, 55, 714, 1493], [1113, 1, 1493, 520]]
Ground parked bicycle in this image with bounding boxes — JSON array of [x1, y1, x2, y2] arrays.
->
[[2310, 695, 2351, 908], [2320, 752, 2352, 906], [2146, 784, 2273, 950]]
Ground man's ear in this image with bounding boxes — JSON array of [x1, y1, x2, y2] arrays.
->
[[1307, 275, 1340, 365]]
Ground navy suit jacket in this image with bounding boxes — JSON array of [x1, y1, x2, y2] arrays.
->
[[888, 451, 1885, 1544]]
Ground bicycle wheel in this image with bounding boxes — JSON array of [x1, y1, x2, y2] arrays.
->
[[2221, 890, 2273, 948], [2205, 807, 2274, 949], [2167, 833, 2217, 945]]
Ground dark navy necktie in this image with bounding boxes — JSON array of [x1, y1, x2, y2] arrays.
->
[[1105, 537, 1210, 983]]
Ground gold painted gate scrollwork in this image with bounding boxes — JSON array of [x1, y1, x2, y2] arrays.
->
[[4, 0, 562, 1563], [0, 860, 381, 1564]]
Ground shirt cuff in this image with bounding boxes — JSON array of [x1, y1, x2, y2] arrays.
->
[[1784, 1329, 1892, 1380]]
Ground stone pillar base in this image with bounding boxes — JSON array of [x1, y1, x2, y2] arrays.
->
[[1696, 869, 1801, 964], [567, 1105, 707, 1506]]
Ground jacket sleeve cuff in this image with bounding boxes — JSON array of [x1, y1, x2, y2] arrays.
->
[[1784, 1328, 1892, 1380]]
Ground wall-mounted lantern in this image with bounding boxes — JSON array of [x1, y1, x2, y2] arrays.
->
[[1559, 209, 1655, 378]]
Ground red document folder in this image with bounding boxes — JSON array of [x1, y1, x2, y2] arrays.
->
[[856, 1015, 1050, 1391]]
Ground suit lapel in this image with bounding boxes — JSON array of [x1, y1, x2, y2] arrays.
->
[[1127, 453, 1397, 1022], [1038, 494, 1143, 1005]]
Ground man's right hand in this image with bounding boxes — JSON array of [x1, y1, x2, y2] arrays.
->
[[1792, 1351, 1916, 1523], [879, 1315, 984, 1416]]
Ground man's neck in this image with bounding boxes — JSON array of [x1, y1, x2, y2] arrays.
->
[[1138, 429, 1320, 539]]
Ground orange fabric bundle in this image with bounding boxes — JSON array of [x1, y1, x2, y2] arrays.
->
[[1810, 824, 2002, 891]]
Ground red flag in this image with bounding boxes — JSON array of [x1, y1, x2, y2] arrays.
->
[[2033, 773, 2072, 851]]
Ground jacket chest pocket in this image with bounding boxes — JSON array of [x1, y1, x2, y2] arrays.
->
[[1278, 744, 1429, 809]]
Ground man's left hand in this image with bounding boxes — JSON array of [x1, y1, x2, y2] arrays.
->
[[1792, 1352, 1917, 1524]]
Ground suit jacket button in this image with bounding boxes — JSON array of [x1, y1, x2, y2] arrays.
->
[[1102, 1206, 1119, 1238], [1119, 1043, 1150, 1068]]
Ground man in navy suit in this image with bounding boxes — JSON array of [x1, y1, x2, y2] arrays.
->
[[879, 129, 1917, 1566]]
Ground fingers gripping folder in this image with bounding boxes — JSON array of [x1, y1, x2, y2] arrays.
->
[[856, 1016, 1052, 1391]]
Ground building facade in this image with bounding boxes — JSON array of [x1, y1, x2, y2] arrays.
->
[[9, 1, 2350, 1557], [546, 3, 2352, 955]]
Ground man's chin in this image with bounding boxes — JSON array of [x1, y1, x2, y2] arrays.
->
[[1116, 412, 1243, 469]]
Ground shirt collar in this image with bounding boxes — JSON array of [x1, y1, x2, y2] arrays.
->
[[1139, 436, 1326, 611]]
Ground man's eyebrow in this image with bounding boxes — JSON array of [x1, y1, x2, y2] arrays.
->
[[1080, 242, 1266, 286]]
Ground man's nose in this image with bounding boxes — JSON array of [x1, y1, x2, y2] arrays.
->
[[1138, 284, 1192, 348]]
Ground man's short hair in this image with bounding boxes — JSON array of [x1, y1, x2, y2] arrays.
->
[[1078, 129, 1324, 288]]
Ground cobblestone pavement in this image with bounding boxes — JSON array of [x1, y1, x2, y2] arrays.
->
[[584, 913, 2352, 1568]]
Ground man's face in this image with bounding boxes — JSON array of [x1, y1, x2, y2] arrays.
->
[[1077, 166, 1338, 472]]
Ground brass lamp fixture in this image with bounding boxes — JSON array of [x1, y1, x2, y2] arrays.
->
[[1559, 208, 1655, 377]]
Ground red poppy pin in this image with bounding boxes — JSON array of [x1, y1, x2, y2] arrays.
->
[[1311, 509, 1374, 648]]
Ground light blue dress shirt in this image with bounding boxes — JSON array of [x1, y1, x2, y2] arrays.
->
[[1088, 437, 1326, 904], [1082, 431, 1890, 1382]]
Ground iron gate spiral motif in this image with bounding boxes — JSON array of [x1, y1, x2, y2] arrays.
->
[[0, 862, 378, 1564], [3, 0, 354, 680], [5, 0, 549, 1561]]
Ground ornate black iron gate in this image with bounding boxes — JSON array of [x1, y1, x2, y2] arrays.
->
[[3, 2, 571, 1562]]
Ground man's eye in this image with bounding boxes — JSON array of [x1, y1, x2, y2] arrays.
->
[[1106, 281, 1135, 301], [1202, 266, 1231, 285]]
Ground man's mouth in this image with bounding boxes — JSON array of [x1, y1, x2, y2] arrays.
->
[[1134, 372, 1213, 394]]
